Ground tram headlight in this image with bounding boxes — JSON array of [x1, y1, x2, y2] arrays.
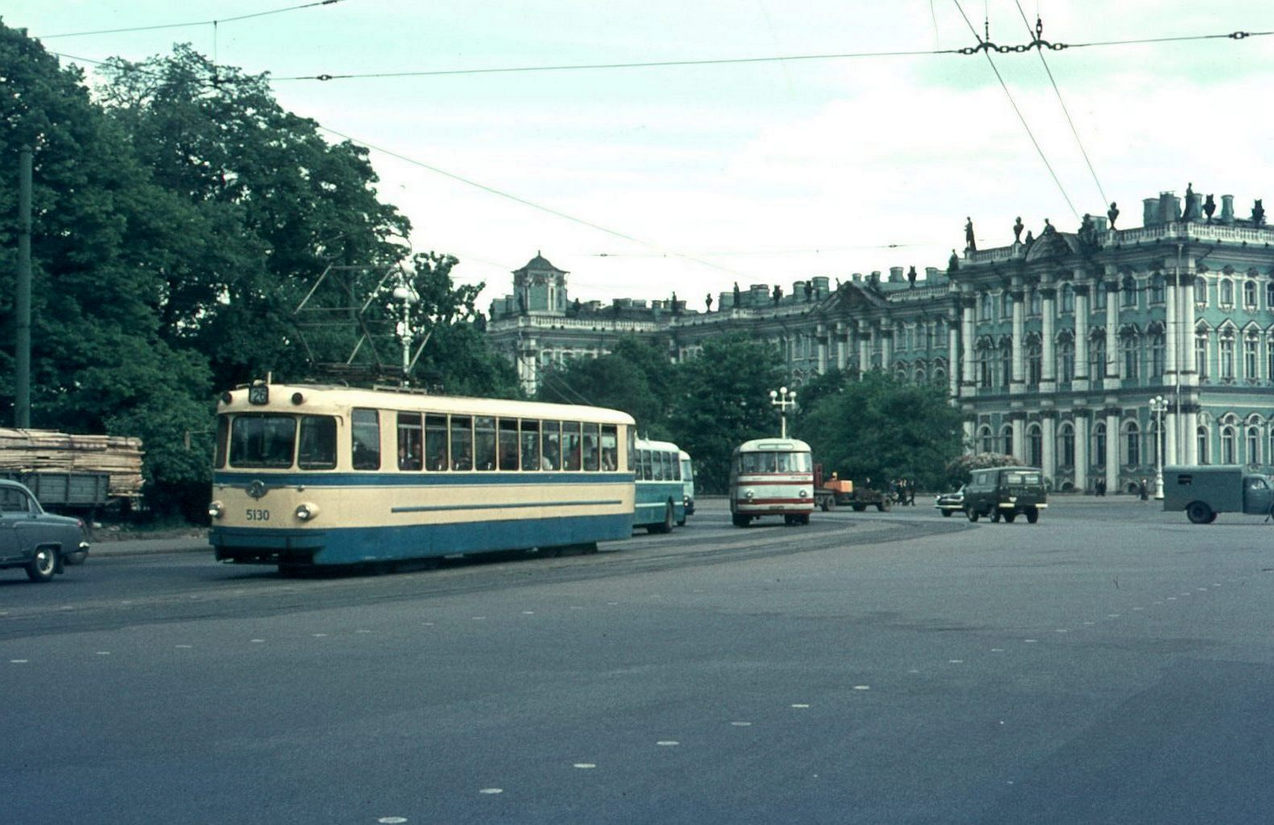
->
[[295, 502, 320, 522], [744, 489, 755, 500], [208, 500, 224, 520], [798, 489, 809, 499]]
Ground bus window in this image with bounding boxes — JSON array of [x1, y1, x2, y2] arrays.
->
[[741, 452, 775, 474], [298, 415, 337, 470], [639, 449, 651, 481], [583, 422, 600, 471], [652, 450, 664, 481], [474, 416, 496, 471], [229, 414, 296, 468], [667, 451, 679, 481], [543, 421, 561, 470], [521, 419, 541, 470], [214, 415, 229, 469], [425, 414, 447, 471], [563, 421, 582, 471], [397, 412, 423, 470], [627, 428, 636, 473], [351, 408, 380, 470], [451, 416, 473, 471], [498, 419, 519, 470], [601, 425, 618, 471]]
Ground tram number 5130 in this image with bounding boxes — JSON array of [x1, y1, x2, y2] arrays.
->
[[245, 508, 270, 522]]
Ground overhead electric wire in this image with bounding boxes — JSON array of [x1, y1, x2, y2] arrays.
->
[[36, 0, 346, 39], [951, 0, 1080, 223], [1013, 1, 1108, 208], [317, 126, 755, 282]]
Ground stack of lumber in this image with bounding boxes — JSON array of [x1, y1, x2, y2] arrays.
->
[[0, 428, 145, 499]]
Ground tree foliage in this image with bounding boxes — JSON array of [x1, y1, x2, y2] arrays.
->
[[796, 370, 964, 490], [0, 25, 511, 514]]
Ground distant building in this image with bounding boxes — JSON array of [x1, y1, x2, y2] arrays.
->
[[486, 189, 1274, 493]]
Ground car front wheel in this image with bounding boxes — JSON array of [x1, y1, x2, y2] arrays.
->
[[26, 547, 58, 583], [966, 507, 979, 522]]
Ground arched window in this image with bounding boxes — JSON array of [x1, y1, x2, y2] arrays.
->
[[1001, 424, 1014, 457], [1221, 425, 1237, 464], [1245, 279, 1258, 309], [1247, 426, 1261, 465], [1219, 279, 1234, 307], [1059, 423, 1075, 468], [1027, 424, 1043, 468], [1245, 332, 1260, 381], [1029, 289, 1042, 316], [1124, 421, 1140, 466], [1122, 275, 1138, 308], [1197, 426, 1210, 465], [1150, 329, 1166, 377], [1195, 331, 1210, 379], [979, 425, 994, 454], [1219, 330, 1236, 380], [1149, 274, 1166, 304], [1027, 337, 1042, 386], [999, 339, 1012, 387], [1057, 336, 1075, 383], [1196, 276, 1209, 307], [1090, 333, 1107, 380], [1001, 291, 1013, 320], [1094, 422, 1107, 466], [980, 292, 993, 320], [1060, 283, 1075, 313], [1121, 331, 1140, 381]]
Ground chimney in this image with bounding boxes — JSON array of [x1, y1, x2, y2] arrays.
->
[[1221, 194, 1235, 225], [889, 266, 904, 282], [1144, 198, 1159, 226]]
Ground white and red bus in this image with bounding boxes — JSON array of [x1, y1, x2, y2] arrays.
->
[[728, 437, 814, 527]]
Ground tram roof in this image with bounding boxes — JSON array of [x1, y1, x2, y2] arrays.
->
[[734, 437, 811, 452], [217, 382, 636, 425]]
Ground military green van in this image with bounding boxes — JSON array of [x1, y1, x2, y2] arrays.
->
[[962, 465, 1048, 524]]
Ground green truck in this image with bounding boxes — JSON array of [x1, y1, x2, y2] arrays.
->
[[1161, 466, 1274, 523]]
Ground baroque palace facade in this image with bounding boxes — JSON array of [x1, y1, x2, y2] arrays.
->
[[486, 188, 1274, 494]]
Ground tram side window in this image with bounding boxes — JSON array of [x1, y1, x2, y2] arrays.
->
[[665, 450, 679, 481], [298, 415, 338, 470], [563, 421, 582, 471], [499, 419, 519, 470], [521, 419, 541, 470], [583, 422, 600, 471], [425, 414, 447, 471], [639, 449, 652, 481], [229, 414, 296, 468], [397, 412, 423, 470], [652, 450, 664, 481], [451, 416, 473, 471], [351, 408, 381, 470], [543, 421, 561, 470], [601, 425, 618, 471], [474, 416, 496, 471]]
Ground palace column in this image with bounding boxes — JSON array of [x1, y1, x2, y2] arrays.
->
[[1073, 271, 1091, 391], [1104, 275, 1120, 389], [1105, 406, 1121, 493], [1042, 412, 1057, 482], [857, 320, 873, 375], [1040, 283, 1057, 392], [961, 292, 977, 395], [948, 308, 961, 399], [1010, 284, 1026, 394]]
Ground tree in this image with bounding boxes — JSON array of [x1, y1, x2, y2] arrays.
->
[[535, 336, 672, 432], [797, 371, 963, 490], [667, 335, 786, 493], [96, 45, 412, 390]]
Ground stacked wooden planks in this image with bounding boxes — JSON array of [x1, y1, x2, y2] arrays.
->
[[0, 428, 145, 500]]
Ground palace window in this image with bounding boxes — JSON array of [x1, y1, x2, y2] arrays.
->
[[1094, 422, 1107, 466], [1149, 274, 1166, 304], [1124, 421, 1140, 466], [1196, 276, 1209, 307], [1150, 331, 1165, 378], [1245, 279, 1258, 309], [1027, 339, 1042, 386], [1060, 283, 1075, 313], [1121, 275, 1138, 308], [1058, 339, 1075, 383], [1197, 426, 1210, 464], [1195, 333, 1209, 379], [1221, 425, 1237, 464], [1219, 279, 1235, 308], [1121, 333, 1140, 381], [1245, 334, 1260, 381], [1059, 423, 1075, 468], [1247, 426, 1261, 465], [1219, 332, 1236, 380]]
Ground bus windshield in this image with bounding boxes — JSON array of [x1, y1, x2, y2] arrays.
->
[[739, 451, 811, 474]]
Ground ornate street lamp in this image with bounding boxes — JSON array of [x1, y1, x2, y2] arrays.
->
[[770, 386, 797, 438], [392, 280, 418, 385], [1149, 395, 1169, 499]]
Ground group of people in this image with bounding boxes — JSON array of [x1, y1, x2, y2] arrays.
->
[[889, 478, 918, 506]]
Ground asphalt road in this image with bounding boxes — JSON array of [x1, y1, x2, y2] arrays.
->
[[2, 496, 1272, 824]]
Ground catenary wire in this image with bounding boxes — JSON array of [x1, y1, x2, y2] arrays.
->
[[36, 0, 346, 39]]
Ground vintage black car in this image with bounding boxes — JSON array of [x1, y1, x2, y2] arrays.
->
[[0, 479, 91, 582]]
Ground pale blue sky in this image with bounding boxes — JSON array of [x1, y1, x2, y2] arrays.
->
[[9, 2, 1274, 312]]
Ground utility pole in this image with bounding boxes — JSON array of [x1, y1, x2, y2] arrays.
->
[[15, 146, 32, 428]]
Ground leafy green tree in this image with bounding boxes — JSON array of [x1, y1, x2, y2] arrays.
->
[[667, 334, 786, 493], [96, 45, 411, 389], [797, 370, 963, 490], [535, 336, 671, 431], [0, 22, 215, 509]]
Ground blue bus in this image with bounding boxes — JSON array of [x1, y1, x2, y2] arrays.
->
[[632, 437, 687, 533]]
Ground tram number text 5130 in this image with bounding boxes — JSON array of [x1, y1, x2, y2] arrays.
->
[[245, 508, 271, 522]]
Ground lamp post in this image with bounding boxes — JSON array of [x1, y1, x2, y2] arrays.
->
[[1149, 394, 1168, 499], [392, 281, 417, 385], [770, 386, 796, 438]]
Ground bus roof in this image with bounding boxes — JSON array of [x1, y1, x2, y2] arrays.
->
[[734, 437, 811, 453], [635, 437, 682, 453]]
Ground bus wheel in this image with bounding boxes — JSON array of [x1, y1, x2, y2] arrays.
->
[[1026, 508, 1039, 524], [648, 501, 674, 534]]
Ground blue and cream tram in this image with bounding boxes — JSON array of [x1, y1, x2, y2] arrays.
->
[[209, 381, 636, 569], [632, 437, 687, 533], [728, 437, 814, 527]]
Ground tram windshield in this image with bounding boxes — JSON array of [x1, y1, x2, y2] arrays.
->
[[228, 413, 337, 469]]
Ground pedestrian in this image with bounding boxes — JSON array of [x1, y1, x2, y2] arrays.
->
[[1139, 478, 1148, 501]]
